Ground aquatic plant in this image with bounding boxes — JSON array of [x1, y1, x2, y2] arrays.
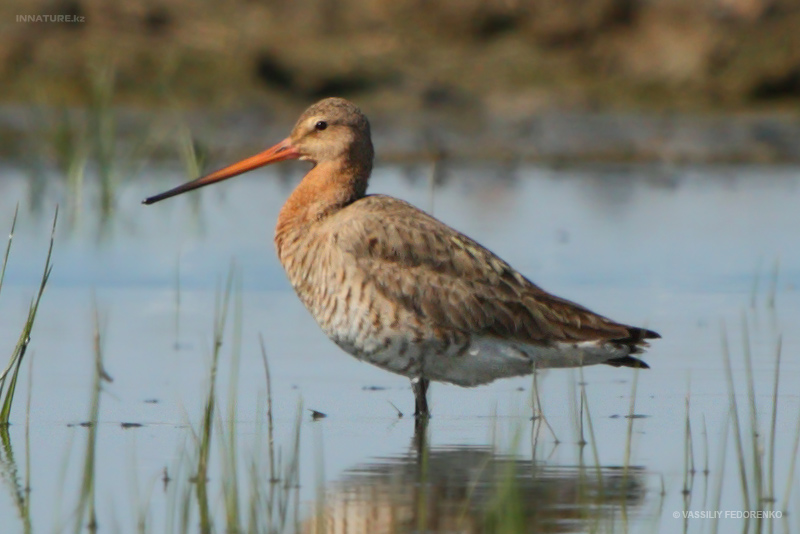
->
[[0, 206, 56, 426]]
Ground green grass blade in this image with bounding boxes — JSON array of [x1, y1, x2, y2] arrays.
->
[[721, 322, 751, 511], [0, 203, 19, 300], [0, 206, 57, 425]]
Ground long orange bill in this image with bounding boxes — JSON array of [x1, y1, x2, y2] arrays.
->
[[142, 137, 300, 205]]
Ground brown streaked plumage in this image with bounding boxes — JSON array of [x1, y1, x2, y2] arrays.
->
[[144, 97, 660, 418]]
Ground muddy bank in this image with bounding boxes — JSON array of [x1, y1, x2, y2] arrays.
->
[[3, 104, 800, 165]]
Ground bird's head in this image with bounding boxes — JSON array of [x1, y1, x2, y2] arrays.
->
[[142, 97, 373, 205]]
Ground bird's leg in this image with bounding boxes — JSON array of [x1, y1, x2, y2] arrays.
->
[[411, 376, 430, 418], [413, 413, 429, 456]]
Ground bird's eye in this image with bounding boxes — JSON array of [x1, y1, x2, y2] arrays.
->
[[315, 121, 328, 131]]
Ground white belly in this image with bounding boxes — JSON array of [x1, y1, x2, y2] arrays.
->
[[332, 333, 630, 388]]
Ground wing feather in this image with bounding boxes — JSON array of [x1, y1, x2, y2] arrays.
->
[[329, 195, 655, 348]]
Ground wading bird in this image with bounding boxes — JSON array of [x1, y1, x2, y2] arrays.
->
[[144, 98, 659, 418]]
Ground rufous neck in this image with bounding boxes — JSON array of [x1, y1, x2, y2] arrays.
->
[[274, 157, 371, 252]]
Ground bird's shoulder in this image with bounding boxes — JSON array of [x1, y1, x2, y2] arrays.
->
[[329, 194, 522, 281]]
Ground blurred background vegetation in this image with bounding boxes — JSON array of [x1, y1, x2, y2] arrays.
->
[[3, 0, 800, 111], [1, 0, 799, 165]]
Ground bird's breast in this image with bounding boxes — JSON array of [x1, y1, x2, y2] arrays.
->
[[276, 225, 429, 369]]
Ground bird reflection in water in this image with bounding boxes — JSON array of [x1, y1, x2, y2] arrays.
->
[[304, 421, 647, 534]]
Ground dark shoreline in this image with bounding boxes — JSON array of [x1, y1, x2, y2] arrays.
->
[[3, 105, 800, 165]]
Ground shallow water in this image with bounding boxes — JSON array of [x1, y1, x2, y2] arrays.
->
[[0, 161, 798, 533]]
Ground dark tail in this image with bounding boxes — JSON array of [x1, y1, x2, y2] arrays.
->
[[617, 327, 660, 353], [606, 326, 660, 369], [606, 355, 650, 369]]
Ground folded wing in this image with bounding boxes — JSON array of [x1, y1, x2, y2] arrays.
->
[[333, 195, 659, 359]]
